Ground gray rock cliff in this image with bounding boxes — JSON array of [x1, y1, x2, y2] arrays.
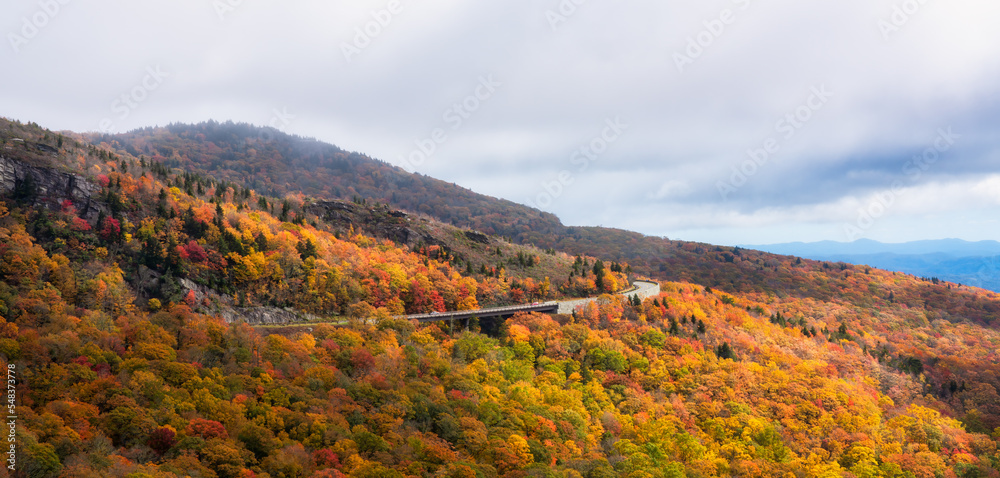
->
[[0, 154, 104, 220]]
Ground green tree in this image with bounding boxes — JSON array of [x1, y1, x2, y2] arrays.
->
[[13, 173, 38, 205], [715, 341, 735, 360]]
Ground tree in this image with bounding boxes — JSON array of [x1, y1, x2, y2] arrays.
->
[[297, 238, 318, 260], [495, 435, 534, 475], [715, 341, 735, 360], [24, 441, 62, 478], [13, 173, 38, 205], [140, 235, 164, 269], [200, 439, 247, 478], [592, 259, 605, 277], [187, 418, 229, 440], [148, 426, 178, 455]]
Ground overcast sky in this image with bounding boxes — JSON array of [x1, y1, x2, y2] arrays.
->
[[3, 0, 1000, 246]]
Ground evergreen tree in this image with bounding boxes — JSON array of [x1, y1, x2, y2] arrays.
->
[[12, 173, 37, 205], [280, 200, 290, 221], [297, 238, 318, 260], [715, 342, 735, 360], [140, 235, 164, 269], [165, 234, 182, 274]]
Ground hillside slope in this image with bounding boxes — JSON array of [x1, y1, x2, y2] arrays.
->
[[3, 117, 1000, 477], [93, 122, 1000, 313], [86, 123, 714, 281], [1, 119, 630, 324]]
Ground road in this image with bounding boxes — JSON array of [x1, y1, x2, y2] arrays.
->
[[555, 280, 660, 314], [399, 280, 661, 322]]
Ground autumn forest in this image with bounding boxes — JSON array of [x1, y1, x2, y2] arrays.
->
[[3, 118, 1000, 478]]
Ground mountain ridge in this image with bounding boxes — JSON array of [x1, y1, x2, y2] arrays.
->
[[746, 239, 1000, 291], [745, 238, 1000, 257]]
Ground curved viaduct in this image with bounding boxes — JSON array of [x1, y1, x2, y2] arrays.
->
[[400, 280, 661, 323]]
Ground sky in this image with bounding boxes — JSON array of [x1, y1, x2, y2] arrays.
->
[[3, 0, 1000, 246]]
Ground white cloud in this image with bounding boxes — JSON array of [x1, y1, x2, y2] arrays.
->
[[2, 0, 1000, 244]]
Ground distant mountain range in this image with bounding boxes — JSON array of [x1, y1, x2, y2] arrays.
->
[[744, 239, 1000, 291]]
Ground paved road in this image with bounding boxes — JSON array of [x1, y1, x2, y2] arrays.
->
[[556, 280, 660, 314]]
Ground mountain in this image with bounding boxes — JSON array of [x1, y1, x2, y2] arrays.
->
[[746, 239, 1000, 291], [97, 122, 973, 297], [746, 238, 1000, 257], [6, 116, 1000, 477], [86, 122, 716, 281], [1, 118, 631, 322]]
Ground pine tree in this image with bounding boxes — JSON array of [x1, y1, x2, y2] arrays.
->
[[592, 259, 604, 277], [12, 173, 37, 205], [141, 235, 164, 269], [281, 200, 290, 221], [296, 238, 318, 260], [165, 234, 182, 274], [715, 342, 735, 360]]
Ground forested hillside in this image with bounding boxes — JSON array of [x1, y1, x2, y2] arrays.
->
[[4, 120, 628, 320], [3, 117, 1000, 477], [86, 122, 705, 280], [90, 122, 1000, 309], [90, 122, 566, 241]]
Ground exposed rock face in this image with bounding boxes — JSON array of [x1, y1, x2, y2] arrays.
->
[[173, 277, 319, 325], [308, 199, 434, 247], [177, 277, 234, 307], [0, 154, 319, 327], [218, 306, 319, 325], [464, 230, 490, 244], [0, 154, 103, 219]]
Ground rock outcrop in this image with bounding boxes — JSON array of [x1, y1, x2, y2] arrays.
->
[[308, 199, 434, 247], [218, 306, 320, 325], [174, 277, 319, 325], [0, 154, 103, 219]]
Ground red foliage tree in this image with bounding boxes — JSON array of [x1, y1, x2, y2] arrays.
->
[[185, 418, 229, 440]]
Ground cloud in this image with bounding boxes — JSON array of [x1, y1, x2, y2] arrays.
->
[[2, 0, 1000, 245], [650, 180, 694, 200]]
